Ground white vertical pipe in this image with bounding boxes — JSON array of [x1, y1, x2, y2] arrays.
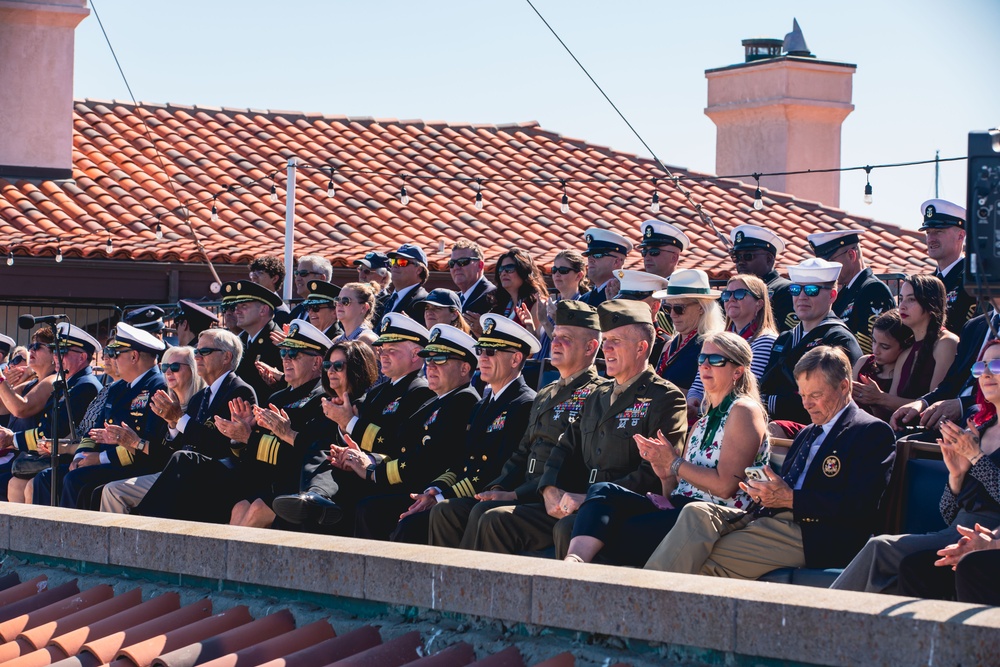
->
[[283, 157, 298, 301]]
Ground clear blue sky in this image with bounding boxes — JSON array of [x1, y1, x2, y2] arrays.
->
[[72, 0, 1000, 231]]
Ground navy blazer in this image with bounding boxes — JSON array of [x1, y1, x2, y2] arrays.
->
[[784, 402, 895, 568], [462, 277, 498, 315], [171, 371, 257, 460]]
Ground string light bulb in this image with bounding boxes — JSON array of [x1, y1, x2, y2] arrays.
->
[[326, 177, 336, 198], [155, 220, 163, 240], [560, 180, 569, 214], [863, 166, 873, 205], [211, 203, 219, 222], [752, 174, 764, 211], [269, 183, 279, 203], [6, 251, 12, 267], [55, 245, 63, 263], [400, 181, 410, 206], [651, 189, 661, 214], [474, 179, 483, 210], [106, 235, 113, 254]]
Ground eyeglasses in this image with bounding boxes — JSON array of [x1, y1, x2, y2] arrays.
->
[[280, 348, 320, 359], [306, 304, 333, 313], [389, 257, 411, 268], [335, 296, 355, 306], [447, 257, 476, 269], [294, 269, 321, 277], [424, 354, 459, 365], [698, 353, 737, 367], [26, 343, 49, 352], [588, 252, 614, 260], [640, 247, 675, 258], [498, 264, 518, 274], [193, 347, 223, 357], [475, 346, 512, 357], [720, 288, 760, 302], [55, 345, 82, 355], [103, 347, 121, 359], [551, 266, 576, 275], [730, 251, 762, 263], [668, 305, 688, 316], [323, 359, 347, 372], [972, 360, 1000, 378], [160, 362, 188, 373], [219, 304, 235, 313], [788, 284, 831, 298]]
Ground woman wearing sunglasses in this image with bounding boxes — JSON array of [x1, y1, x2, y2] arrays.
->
[[687, 274, 778, 416], [831, 340, 1000, 595], [654, 269, 725, 396], [537, 250, 590, 359], [491, 248, 547, 349], [564, 332, 769, 565], [332, 282, 379, 346], [851, 309, 914, 421], [893, 274, 958, 404]]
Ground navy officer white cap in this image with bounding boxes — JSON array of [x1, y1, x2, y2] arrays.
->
[[108, 322, 166, 355], [731, 224, 785, 256], [583, 228, 633, 256], [639, 220, 690, 251], [919, 198, 966, 231], [477, 314, 541, 356], [614, 269, 670, 299], [280, 320, 333, 353], [419, 324, 478, 366], [786, 257, 842, 284], [374, 312, 430, 346], [56, 322, 101, 354]]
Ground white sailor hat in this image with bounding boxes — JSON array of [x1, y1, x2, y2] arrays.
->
[[374, 312, 430, 346], [56, 323, 100, 355], [807, 230, 864, 259], [919, 199, 966, 231], [731, 224, 785, 256], [108, 322, 166, 355], [663, 268, 721, 300], [583, 228, 633, 256], [280, 320, 333, 354], [419, 324, 478, 366], [640, 220, 690, 251], [478, 314, 541, 355], [614, 269, 670, 300], [786, 257, 842, 285], [0, 334, 14, 355]]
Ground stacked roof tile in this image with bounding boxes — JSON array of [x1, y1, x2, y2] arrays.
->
[[0, 99, 932, 276], [0, 572, 624, 667]]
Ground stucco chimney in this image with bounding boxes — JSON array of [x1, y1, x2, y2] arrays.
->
[[0, 0, 90, 180], [705, 20, 855, 208]]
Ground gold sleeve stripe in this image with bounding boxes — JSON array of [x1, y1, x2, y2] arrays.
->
[[256, 434, 281, 465], [454, 478, 476, 498], [25, 429, 39, 452], [116, 445, 135, 466], [361, 424, 380, 452], [386, 460, 402, 485], [432, 470, 457, 487], [79, 437, 97, 451]]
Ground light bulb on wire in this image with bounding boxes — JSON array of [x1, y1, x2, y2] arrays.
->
[[400, 183, 410, 206], [106, 236, 113, 254], [55, 246, 63, 263], [155, 221, 163, 240], [863, 166, 873, 205], [269, 183, 279, 204], [560, 180, 569, 214], [651, 190, 660, 214], [474, 179, 483, 210], [326, 177, 336, 198], [211, 203, 218, 222], [6, 251, 12, 267], [752, 174, 764, 211]]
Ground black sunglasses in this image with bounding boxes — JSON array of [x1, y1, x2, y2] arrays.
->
[[193, 347, 223, 357], [447, 257, 476, 269], [26, 342, 49, 352], [424, 353, 460, 366], [475, 346, 512, 357], [668, 304, 689, 316], [640, 247, 675, 257], [588, 252, 614, 260], [323, 359, 347, 372], [730, 251, 762, 263], [720, 288, 760, 302], [306, 304, 332, 313], [788, 284, 831, 297], [103, 347, 120, 359], [498, 264, 518, 274], [280, 348, 320, 359], [160, 362, 188, 373], [218, 304, 235, 314], [551, 266, 576, 275], [294, 269, 320, 277], [335, 296, 355, 306], [698, 353, 737, 367]]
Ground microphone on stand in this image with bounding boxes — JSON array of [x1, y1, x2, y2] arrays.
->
[[17, 314, 68, 330]]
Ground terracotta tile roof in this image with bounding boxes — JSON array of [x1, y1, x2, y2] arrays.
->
[[0, 99, 933, 277], [0, 573, 618, 667]]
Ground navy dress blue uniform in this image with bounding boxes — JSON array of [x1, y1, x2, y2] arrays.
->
[[33, 366, 168, 509], [390, 376, 537, 543], [579, 228, 634, 309], [919, 199, 978, 335], [763, 269, 796, 332], [760, 314, 863, 424], [133, 371, 258, 522], [832, 268, 895, 355], [237, 320, 284, 408], [13, 366, 101, 454]]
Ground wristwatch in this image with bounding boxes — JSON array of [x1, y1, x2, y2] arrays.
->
[[365, 463, 376, 481], [136, 439, 150, 453]]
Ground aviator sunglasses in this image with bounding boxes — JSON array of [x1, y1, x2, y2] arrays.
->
[[972, 360, 1000, 378], [698, 353, 737, 367], [788, 284, 831, 297]]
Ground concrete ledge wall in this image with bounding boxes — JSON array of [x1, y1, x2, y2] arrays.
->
[[0, 504, 996, 666]]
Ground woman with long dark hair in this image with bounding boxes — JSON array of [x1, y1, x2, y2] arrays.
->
[[491, 247, 547, 339], [894, 274, 957, 400]]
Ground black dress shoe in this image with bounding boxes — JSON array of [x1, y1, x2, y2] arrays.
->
[[272, 492, 343, 526]]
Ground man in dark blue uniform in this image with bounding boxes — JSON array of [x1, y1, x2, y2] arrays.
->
[[730, 224, 795, 332], [580, 228, 633, 307], [920, 198, 977, 335]]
